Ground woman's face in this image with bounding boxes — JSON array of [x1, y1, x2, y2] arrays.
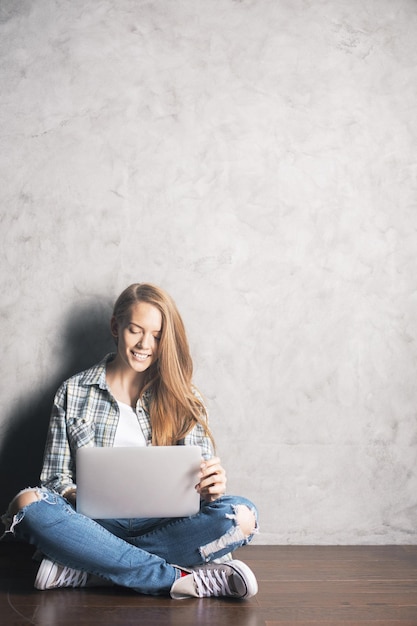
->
[[112, 301, 162, 374]]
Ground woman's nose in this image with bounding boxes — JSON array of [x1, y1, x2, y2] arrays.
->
[[137, 333, 151, 348]]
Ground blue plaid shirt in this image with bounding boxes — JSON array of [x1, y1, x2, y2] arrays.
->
[[40, 354, 214, 495]]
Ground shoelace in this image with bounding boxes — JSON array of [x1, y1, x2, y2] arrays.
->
[[193, 567, 233, 597], [55, 566, 89, 588]]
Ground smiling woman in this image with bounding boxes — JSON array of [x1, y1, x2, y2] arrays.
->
[[2, 283, 259, 600], [107, 284, 215, 448], [107, 301, 162, 403]]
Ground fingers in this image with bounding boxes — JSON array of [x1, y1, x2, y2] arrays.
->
[[196, 456, 227, 502]]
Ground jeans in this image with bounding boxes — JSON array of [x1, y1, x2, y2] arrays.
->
[[3, 488, 258, 596]]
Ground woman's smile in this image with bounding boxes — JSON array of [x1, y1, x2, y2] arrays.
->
[[132, 350, 151, 362]]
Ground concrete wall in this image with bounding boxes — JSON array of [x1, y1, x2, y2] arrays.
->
[[1, 0, 417, 543]]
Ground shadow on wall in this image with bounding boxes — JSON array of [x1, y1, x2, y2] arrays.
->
[[0, 299, 114, 521]]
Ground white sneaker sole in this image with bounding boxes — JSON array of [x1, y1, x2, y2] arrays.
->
[[228, 559, 258, 598]]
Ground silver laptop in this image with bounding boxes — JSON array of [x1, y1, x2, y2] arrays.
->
[[76, 445, 201, 519]]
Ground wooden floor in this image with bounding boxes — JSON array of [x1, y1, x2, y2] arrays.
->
[[1, 541, 417, 625]]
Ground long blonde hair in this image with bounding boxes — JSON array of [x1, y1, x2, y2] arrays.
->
[[112, 283, 215, 448]]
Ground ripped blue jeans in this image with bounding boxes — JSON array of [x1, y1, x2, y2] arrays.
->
[[3, 488, 258, 595]]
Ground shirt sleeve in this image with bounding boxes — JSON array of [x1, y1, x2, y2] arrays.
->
[[183, 387, 215, 460], [39, 381, 76, 495], [183, 421, 215, 460]]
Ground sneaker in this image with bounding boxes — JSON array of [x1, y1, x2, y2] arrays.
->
[[35, 558, 89, 590], [170, 559, 258, 600]]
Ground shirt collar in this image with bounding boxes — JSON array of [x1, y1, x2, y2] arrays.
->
[[81, 353, 115, 390], [81, 354, 153, 404]]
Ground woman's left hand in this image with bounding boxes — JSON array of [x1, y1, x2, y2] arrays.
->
[[196, 456, 227, 502]]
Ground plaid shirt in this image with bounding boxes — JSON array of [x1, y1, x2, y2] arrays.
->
[[40, 354, 214, 495]]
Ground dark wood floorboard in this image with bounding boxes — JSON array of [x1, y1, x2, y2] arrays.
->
[[1, 541, 417, 625]]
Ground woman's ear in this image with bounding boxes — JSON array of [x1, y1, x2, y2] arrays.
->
[[110, 316, 119, 342]]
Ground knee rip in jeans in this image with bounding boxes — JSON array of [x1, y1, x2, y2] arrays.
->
[[199, 504, 259, 562], [1, 487, 45, 538]]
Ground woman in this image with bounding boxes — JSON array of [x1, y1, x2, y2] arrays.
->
[[2, 283, 258, 599]]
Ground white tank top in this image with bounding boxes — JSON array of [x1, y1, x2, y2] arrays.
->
[[113, 401, 146, 447]]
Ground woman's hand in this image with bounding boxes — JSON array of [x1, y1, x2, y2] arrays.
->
[[62, 487, 77, 508], [196, 456, 227, 502]]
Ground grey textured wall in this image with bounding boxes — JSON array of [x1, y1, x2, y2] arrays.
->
[[1, 0, 417, 544]]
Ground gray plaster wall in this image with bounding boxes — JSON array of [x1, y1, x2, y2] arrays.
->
[[1, 0, 417, 544]]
